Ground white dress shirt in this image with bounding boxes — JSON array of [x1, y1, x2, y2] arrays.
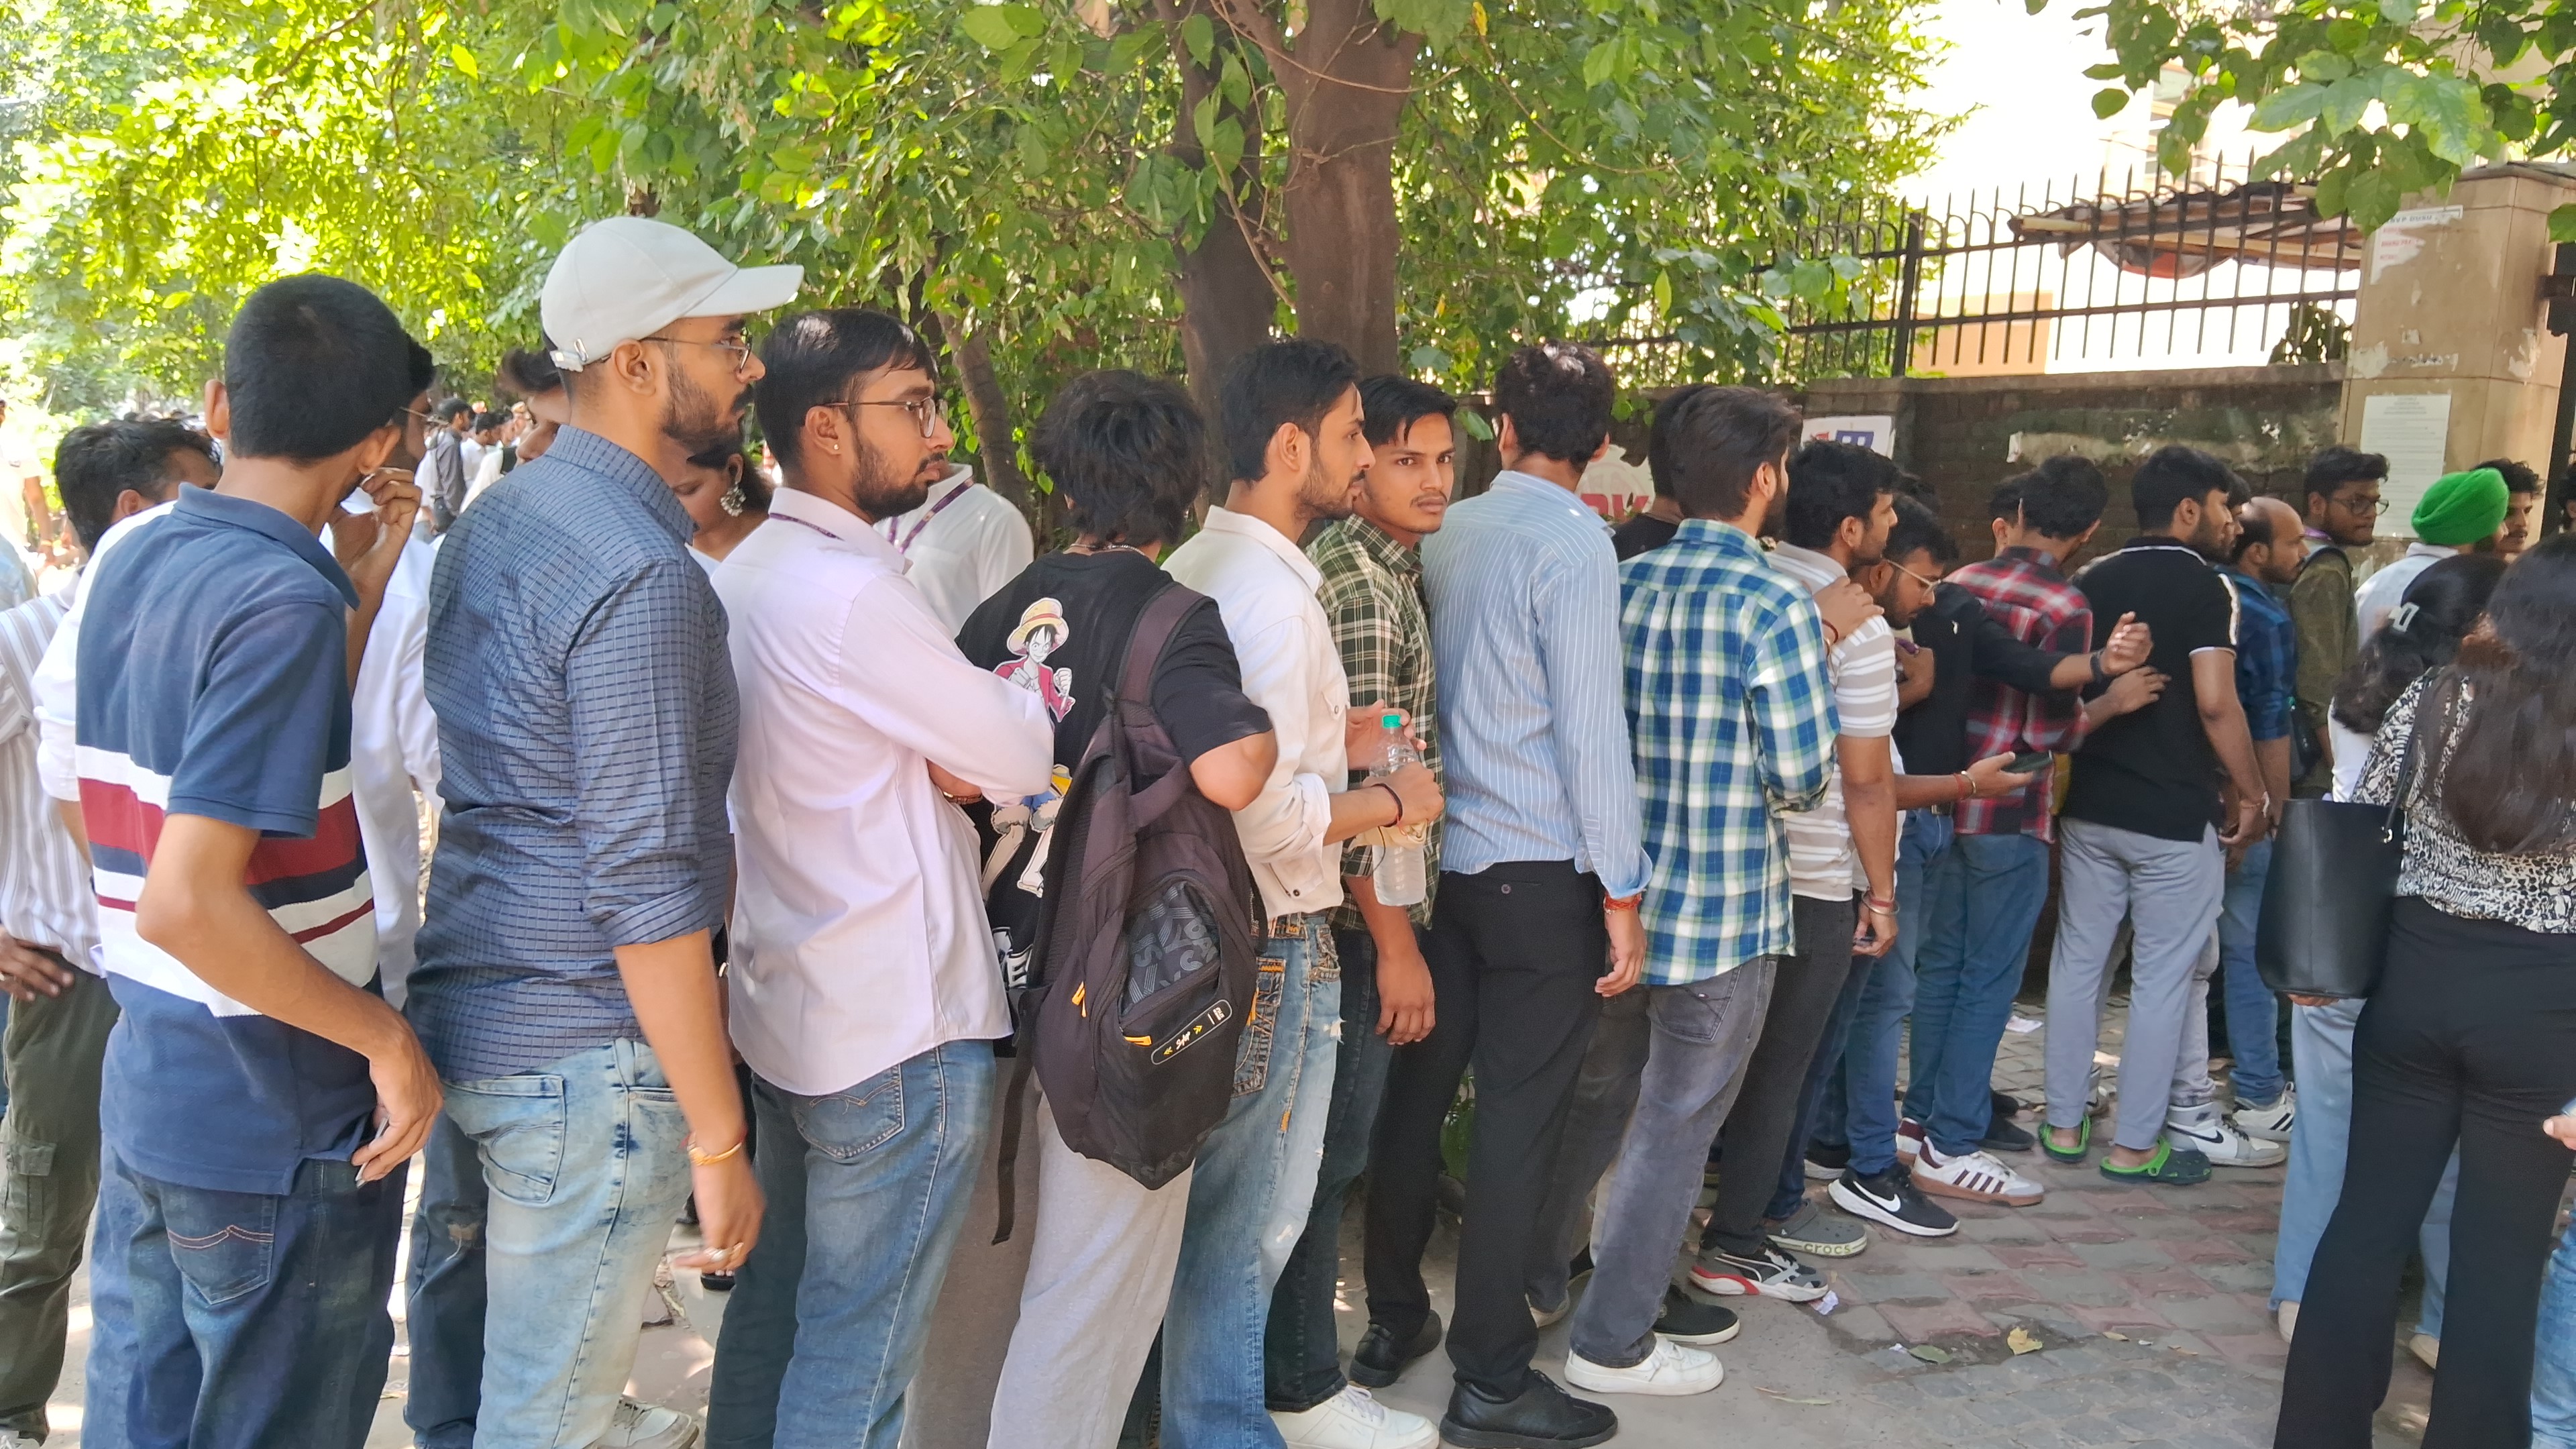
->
[[715, 486, 1053, 1097], [38, 501, 442, 994], [874, 468, 1035, 634], [1163, 506, 1348, 920]]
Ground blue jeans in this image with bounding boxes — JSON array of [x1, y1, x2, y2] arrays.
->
[[1264, 925, 1397, 1413], [91, 1151, 403, 1449], [708, 1040, 995, 1449], [82, 1146, 144, 1449], [405, 1118, 487, 1449], [2536, 1205, 2576, 1448], [1161, 915, 1339, 1449], [2216, 838, 2284, 1106], [441, 1038, 695, 1449], [1907, 830, 2051, 1157], [2271, 997, 2451, 1336], [1817, 809, 1953, 1177]]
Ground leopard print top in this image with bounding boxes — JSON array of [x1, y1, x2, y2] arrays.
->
[[2354, 676, 2576, 936]]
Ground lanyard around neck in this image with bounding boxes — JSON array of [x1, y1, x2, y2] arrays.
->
[[882, 478, 973, 553]]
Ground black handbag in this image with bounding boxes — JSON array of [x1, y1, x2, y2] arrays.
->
[[2253, 705, 2428, 999]]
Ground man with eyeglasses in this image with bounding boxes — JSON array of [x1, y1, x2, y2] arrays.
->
[[411, 217, 800, 1449], [2288, 446, 2385, 797], [869, 405, 1035, 633]]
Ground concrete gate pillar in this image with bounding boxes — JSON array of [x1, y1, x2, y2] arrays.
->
[[2338, 162, 2576, 532]]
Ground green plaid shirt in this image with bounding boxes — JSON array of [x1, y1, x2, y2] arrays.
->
[[1308, 516, 1441, 930]]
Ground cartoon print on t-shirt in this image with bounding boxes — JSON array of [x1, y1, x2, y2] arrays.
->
[[994, 598, 1075, 720]]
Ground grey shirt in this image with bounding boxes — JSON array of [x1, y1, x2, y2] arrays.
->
[[410, 427, 738, 1081]]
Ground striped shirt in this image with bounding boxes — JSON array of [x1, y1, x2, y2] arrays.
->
[[413, 427, 737, 1081], [78, 486, 380, 1194], [1420, 471, 1650, 898], [1766, 543, 1898, 900], [1619, 519, 1836, 983], [0, 590, 92, 965]]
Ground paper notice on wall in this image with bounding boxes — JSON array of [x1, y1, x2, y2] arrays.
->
[[2357, 392, 2453, 535], [2367, 205, 2463, 282], [1578, 444, 1655, 522], [1805, 415, 1896, 457]]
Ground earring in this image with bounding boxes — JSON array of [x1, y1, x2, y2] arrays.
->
[[721, 482, 747, 517]]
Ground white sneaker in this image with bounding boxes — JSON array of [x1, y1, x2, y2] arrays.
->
[[1272, 1384, 1438, 1449], [2167, 1106, 2286, 1167], [1529, 1294, 1570, 1328], [600, 1399, 702, 1449], [2410, 1333, 2440, 1371], [1895, 1118, 1926, 1163], [1911, 1143, 2045, 1205], [1564, 1336, 1725, 1397], [2277, 1300, 2299, 1343], [2231, 1083, 2297, 1143]]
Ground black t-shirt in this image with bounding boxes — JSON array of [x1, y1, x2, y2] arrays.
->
[[1611, 511, 1680, 561], [1893, 583, 2068, 776], [2063, 538, 2240, 842], [955, 550, 1272, 993]]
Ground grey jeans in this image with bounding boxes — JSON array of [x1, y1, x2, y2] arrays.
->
[[2043, 818, 2224, 1152], [1566, 962, 1774, 1369]]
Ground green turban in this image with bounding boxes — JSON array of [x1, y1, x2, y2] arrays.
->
[[2411, 467, 2508, 546]]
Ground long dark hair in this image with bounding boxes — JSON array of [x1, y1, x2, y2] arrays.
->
[[2330, 553, 2506, 735], [2422, 532, 2576, 853]]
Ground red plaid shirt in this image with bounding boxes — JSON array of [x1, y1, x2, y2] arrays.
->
[[1949, 547, 2092, 840]]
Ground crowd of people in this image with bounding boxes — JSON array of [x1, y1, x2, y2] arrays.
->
[[0, 211, 2568, 1449]]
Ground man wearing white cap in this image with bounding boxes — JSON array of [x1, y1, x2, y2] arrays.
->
[[410, 217, 800, 1449]]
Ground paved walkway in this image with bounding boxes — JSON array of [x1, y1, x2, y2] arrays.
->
[[35, 1000, 2443, 1448]]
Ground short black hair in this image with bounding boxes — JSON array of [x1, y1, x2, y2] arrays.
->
[[1646, 384, 1802, 521], [1034, 370, 1210, 548], [1895, 469, 1937, 504], [1493, 342, 1615, 464], [1218, 339, 1359, 484], [498, 347, 563, 397], [220, 274, 417, 462], [1986, 476, 2026, 523], [1887, 494, 1959, 567], [2473, 456, 2540, 496], [1998, 455, 2109, 539], [2131, 445, 2241, 531], [472, 411, 507, 433], [53, 419, 213, 553], [405, 340, 435, 400], [1784, 439, 1899, 549], [1358, 375, 1458, 450], [2304, 445, 2387, 502], [436, 398, 475, 423], [753, 307, 940, 469]]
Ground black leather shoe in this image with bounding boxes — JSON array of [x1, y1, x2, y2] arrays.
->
[[1440, 1371, 1617, 1449], [1348, 1311, 1442, 1388]]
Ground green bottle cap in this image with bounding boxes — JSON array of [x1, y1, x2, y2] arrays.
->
[[1383, 711, 1403, 729]]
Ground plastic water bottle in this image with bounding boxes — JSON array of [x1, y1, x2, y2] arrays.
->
[[1368, 711, 1428, 907]]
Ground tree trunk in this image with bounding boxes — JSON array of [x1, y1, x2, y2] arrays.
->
[[1277, 1, 1415, 374], [1160, 0, 1282, 421], [938, 317, 1034, 509]]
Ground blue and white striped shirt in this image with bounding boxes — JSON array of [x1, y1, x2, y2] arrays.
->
[[1420, 470, 1650, 898]]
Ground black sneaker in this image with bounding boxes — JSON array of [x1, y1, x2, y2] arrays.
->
[[1803, 1140, 1851, 1181], [1654, 1287, 1740, 1345], [1349, 1311, 1443, 1388], [1828, 1165, 1961, 1238], [1982, 1093, 2037, 1153], [1440, 1370, 1616, 1449]]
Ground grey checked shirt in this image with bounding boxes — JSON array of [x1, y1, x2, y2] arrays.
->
[[410, 427, 738, 1081]]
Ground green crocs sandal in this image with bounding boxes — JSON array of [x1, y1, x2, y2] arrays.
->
[[2040, 1115, 2091, 1164], [2099, 1138, 2213, 1186]]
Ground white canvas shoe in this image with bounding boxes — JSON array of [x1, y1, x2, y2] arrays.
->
[[599, 1400, 702, 1449], [1566, 1336, 1725, 1397], [1272, 1385, 1438, 1449]]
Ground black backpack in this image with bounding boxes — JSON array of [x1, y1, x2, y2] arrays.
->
[[992, 584, 1260, 1236]]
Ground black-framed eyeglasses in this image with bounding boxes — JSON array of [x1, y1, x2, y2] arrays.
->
[[643, 333, 756, 378], [835, 396, 950, 439], [2335, 493, 2392, 515]]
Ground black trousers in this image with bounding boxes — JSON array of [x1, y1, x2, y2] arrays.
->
[[2275, 897, 2576, 1449], [1699, 894, 1860, 1258], [1362, 861, 1607, 1397]]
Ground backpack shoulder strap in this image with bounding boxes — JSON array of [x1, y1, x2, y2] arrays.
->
[[1117, 582, 1201, 706]]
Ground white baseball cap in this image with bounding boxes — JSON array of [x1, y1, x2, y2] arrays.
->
[[541, 217, 804, 372]]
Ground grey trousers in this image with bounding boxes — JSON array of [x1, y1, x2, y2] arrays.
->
[[1527, 987, 1649, 1313], [1566, 963, 1775, 1369], [2043, 818, 2224, 1152]]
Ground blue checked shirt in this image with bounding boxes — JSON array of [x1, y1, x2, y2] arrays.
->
[[2218, 567, 2296, 743], [411, 428, 739, 1081], [1619, 520, 1837, 983]]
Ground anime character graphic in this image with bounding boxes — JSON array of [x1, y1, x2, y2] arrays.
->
[[994, 598, 1074, 721]]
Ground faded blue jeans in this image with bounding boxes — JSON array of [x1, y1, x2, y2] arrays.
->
[[2216, 838, 2284, 1106], [80, 1144, 143, 1449], [1816, 808, 1954, 1179], [1160, 914, 1340, 1449], [2533, 1120, 2576, 1449], [708, 1040, 995, 1449], [1907, 830, 2053, 1157], [1567, 963, 1775, 1370], [92, 1152, 404, 1449], [403, 1118, 488, 1449], [441, 1038, 695, 1449], [2271, 997, 2451, 1337]]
